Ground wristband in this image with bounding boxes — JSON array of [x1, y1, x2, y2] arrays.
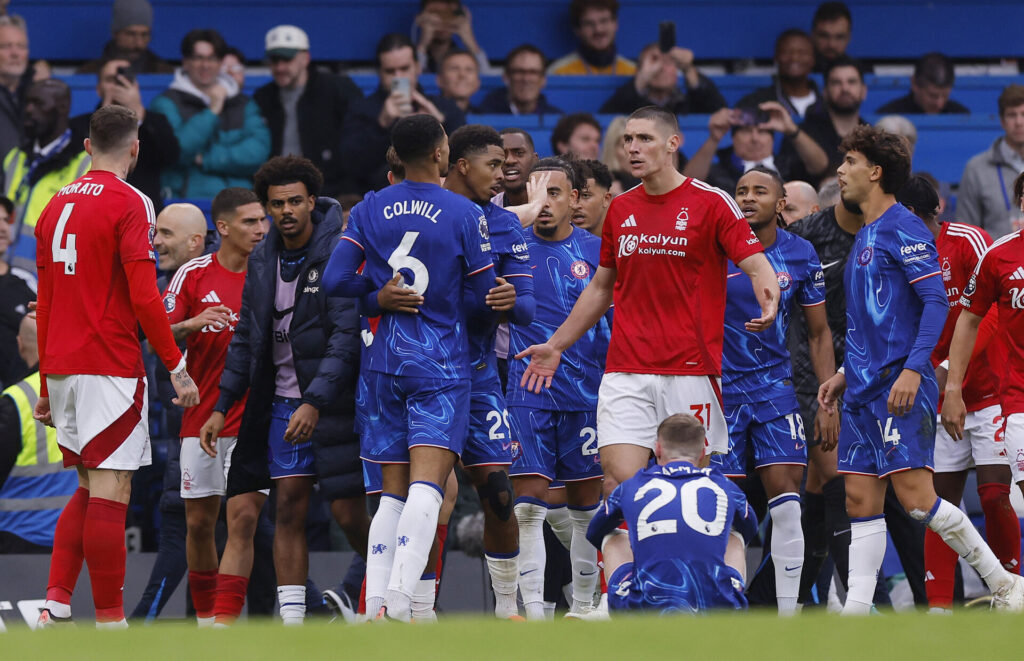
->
[[837, 365, 845, 375], [170, 356, 187, 375], [939, 359, 950, 370]]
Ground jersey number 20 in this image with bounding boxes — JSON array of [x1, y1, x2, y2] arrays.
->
[[52, 203, 77, 275], [634, 477, 728, 540]]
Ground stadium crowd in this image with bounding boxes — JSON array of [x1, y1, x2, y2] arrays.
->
[[2, 0, 1024, 627]]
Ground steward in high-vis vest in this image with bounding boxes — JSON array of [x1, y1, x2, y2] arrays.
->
[[0, 371, 77, 552], [3, 79, 90, 275]]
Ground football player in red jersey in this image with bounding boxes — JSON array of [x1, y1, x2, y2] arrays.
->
[[163, 187, 266, 625], [33, 105, 199, 628]]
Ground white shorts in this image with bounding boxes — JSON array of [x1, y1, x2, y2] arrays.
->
[[934, 405, 1006, 473], [596, 372, 728, 454], [1004, 413, 1024, 484], [47, 374, 151, 471], [180, 436, 238, 499]]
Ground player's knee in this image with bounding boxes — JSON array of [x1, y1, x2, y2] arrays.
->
[[228, 505, 260, 538], [477, 471, 515, 522], [331, 499, 370, 534]]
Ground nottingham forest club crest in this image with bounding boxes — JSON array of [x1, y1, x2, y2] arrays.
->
[[571, 260, 590, 280]]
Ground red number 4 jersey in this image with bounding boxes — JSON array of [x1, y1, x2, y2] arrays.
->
[[164, 253, 247, 437]]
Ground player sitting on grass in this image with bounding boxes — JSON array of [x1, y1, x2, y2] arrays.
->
[[587, 414, 758, 615]]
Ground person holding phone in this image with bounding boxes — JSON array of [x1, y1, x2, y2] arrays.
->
[[599, 40, 726, 116], [69, 57, 180, 211], [413, 0, 491, 74]]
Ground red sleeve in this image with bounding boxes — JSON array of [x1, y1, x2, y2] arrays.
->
[[599, 197, 618, 269], [972, 305, 1000, 359], [125, 260, 184, 372], [35, 264, 52, 397], [713, 194, 762, 264], [960, 252, 998, 316], [118, 191, 157, 265]]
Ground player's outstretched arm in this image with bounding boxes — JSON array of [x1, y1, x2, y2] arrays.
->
[[941, 309, 983, 441], [323, 236, 375, 298], [736, 253, 779, 331], [585, 488, 625, 550], [803, 303, 839, 449]]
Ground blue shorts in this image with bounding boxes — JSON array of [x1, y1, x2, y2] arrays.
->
[[607, 560, 747, 614], [363, 459, 382, 495], [507, 407, 602, 482], [268, 397, 315, 479], [837, 376, 938, 478], [464, 388, 515, 468], [712, 393, 806, 478], [357, 370, 471, 464]]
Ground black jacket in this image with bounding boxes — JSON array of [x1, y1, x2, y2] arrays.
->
[[339, 87, 466, 195], [253, 68, 363, 197], [216, 198, 361, 496], [475, 87, 563, 116], [876, 92, 970, 115], [736, 77, 827, 120], [599, 74, 726, 115], [705, 145, 803, 194], [69, 106, 180, 210]]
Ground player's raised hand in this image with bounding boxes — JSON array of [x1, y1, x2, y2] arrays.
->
[[817, 371, 846, 415], [378, 274, 424, 313], [814, 406, 839, 451], [517, 170, 553, 228], [199, 411, 225, 458], [486, 277, 516, 311], [284, 403, 319, 444], [192, 305, 234, 332], [171, 368, 200, 408], [887, 368, 920, 417], [940, 388, 968, 441], [33, 396, 53, 427], [744, 286, 777, 332], [515, 343, 562, 393]]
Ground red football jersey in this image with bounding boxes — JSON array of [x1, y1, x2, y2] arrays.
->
[[35, 170, 156, 378], [599, 178, 762, 375], [961, 230, 1024, 416], [932, 222, 1000, 412], [164, 253, 247, 437]]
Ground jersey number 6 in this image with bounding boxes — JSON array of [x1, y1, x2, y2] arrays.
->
[[388, 231, 429, 294]]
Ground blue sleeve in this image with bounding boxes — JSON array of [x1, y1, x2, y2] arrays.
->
[[499, 237, 535, 326], [888, 220, 949, 374], [325, 211, 374, 298], [798, 246, 826, 307], [906, 273, 949, 375], [461, 208, 496, 315], [586, 484, 626, 549], [724, 480, 759, 545]]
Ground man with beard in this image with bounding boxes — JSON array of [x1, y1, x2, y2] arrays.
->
[[738, 29, 825, 121]]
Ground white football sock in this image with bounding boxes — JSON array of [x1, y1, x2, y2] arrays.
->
[[277, 584, 306, 625], [411, 572, 437, 622], [547, 504, 572, 550], [365, 494, 404, 617], [486, 552, 520, 618], [44, 600, 71, 619], [386, 481, 444, 622], [196, 615, 216, 628], [922, 498, 1012, 592], [95, 619, 128, 630], [568, 504, 599, 612], [842, 516, 886, 615], [768, 493, 804, 616], [514, 499, 547, 620]]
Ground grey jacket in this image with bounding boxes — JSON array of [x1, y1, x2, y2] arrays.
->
[[958, 137, 1023, 239]]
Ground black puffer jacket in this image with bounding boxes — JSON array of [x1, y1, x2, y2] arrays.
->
[[216, 197, 361, 499]]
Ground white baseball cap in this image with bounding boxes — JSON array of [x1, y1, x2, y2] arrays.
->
[[265, 25, 309, 58]]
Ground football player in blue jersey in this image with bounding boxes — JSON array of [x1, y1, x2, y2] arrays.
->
[[506, 157, 612, 620], [442, 124, 536, 619], [714, 166, 837, 615], [588, 414, 758, 615], [818, 125, 1024, 613], [323, 115, 502, 621]]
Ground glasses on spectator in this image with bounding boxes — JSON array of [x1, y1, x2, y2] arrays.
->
[[508, 68, 544, 78]]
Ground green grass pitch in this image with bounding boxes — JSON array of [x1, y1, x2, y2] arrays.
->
[[3, 610, 1022, 661]]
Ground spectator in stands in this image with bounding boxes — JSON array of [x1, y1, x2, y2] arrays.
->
[[495, 127, 538, 208], [810, 2, 852, 73], [958, 84, 1024, 238], [436, 49, 481, 114], [222, 47, 246, 89], [476, 45, 562, 116], [414, 0, 490, 74], [599, 115, 639, 190], [572, 159, 613, 236], [549, 0, 634, 75], [2, 79, 90, 276], [782, 180, 820, 226], [876, 52, 968, 115], [78, 0, 174, 75], [69, 58, 180, 210], [738, 29, 824, 121], [875, 114, 917, 155], [683, 104, 828, 193], [151, 29, 270, 199], [551, 112, 601, 160], [781, 55, 868, 185], [599, 42, 726, 116], [0, 203, 33, 388], [0, 16, 49, 159], [339, 33, 465, 194], [254, 25, 362, 198]]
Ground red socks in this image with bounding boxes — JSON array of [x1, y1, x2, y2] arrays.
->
[[978, 483, 1021, 574], [82, 497, 128, 622], [188, 570, 218, 619], [213, 574, 249, 625], [924, 528, 958, 609], [434, 523, 448, 595], [46, 487, 89, 606]]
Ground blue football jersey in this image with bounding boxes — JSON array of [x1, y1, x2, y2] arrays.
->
[[465, 202, 534, 379], [722, 229, 824, 403], [844, 203, 948, 403], [506, 226, 611, 411], [333, 180, 494, 379], [588, 461, 758, 590]]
